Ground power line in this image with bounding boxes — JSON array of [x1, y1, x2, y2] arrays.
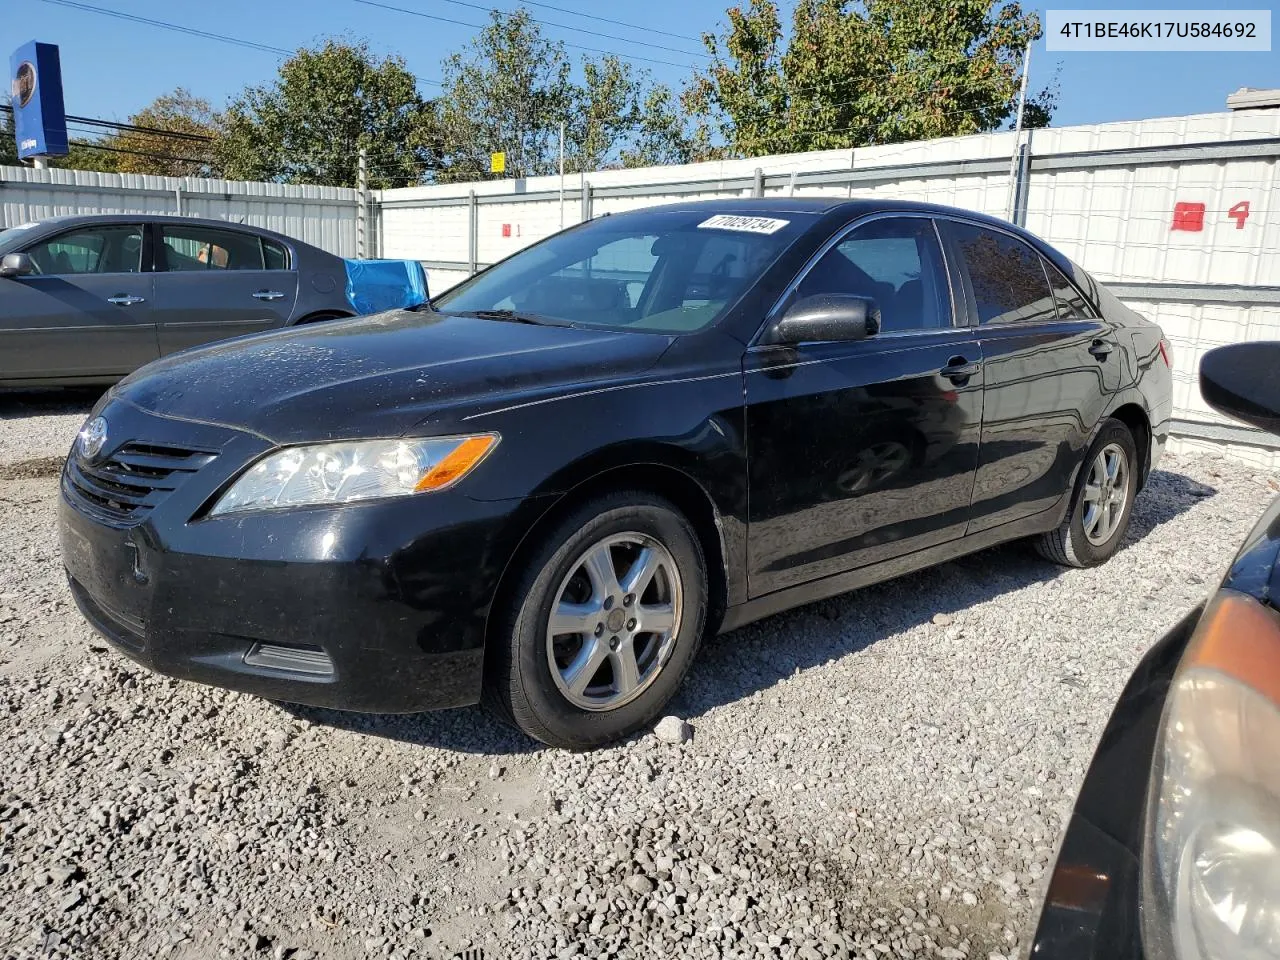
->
[[37, 0, 444, 86], [1, 103, 214, 144], [426, 0, 708, 58], [57, 140, 208, 166], [514, 0, 704, 44], [353, 0, 702, 70]]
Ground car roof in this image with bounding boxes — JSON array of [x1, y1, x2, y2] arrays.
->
[[5, 213, 305, 246], [614, 196, 1019, 231]]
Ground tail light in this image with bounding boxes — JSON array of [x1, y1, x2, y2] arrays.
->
[[1158, 338, 1173, 368]]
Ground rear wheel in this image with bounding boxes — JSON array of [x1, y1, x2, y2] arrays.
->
[[483, 492, 707, 749], [1035, 418, 1138, 568]]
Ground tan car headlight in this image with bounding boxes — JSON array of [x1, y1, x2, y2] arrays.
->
[[1142, 591, 1280, 960], [210, 434, 498, 516]]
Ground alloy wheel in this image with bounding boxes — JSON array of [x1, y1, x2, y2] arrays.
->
[[545, 533, 683, 712], [1082, 442, 1129, 546]]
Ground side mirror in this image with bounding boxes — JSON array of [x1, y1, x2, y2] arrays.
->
[[0, 253, 34, 279], [772, 294, 879, 344], [1200, 342, 1280, 435]]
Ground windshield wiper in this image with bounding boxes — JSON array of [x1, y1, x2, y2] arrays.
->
[[450, 309, 571, 327]]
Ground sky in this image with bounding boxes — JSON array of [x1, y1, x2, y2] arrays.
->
[[7, 0, 1279, 133]]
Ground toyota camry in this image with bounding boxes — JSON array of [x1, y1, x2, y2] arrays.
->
[[58, 199, 1172, 749]]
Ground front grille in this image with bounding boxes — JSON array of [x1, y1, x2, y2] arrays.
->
[[64, 441, 217, 526]]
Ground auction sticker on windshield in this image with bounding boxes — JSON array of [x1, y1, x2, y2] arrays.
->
[[697, 214, 791, 234]]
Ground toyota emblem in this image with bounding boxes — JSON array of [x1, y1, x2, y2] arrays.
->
[[77, 417, 108, 461]]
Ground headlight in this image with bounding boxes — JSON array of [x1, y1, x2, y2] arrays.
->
[[209, 434, 498, 516], [1142, 590, 1280, 960]]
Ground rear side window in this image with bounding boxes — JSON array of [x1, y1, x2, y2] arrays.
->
[[161, 225, 268, 271], [263, 239, 290, 270], [794, 217, 951, 333], [1043, 259, 1097, 320], [949, 222, 1056, 325]]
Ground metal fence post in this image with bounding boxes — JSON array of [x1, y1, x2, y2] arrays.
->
[[468, 190, 478, 276], [1014, 140, 1032, 228], [356, 148, 368, 259], [753, 168, 764, 197]]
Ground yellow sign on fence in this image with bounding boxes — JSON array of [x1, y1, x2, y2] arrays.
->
[[490, 152, 505, 174]]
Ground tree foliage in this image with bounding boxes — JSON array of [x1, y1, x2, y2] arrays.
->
[[434, 10, 689, 182], [0, 111, 18, 166], [112, 89, 219, 178], [216, 41, 440, 189], [684, 0, 1054, 158]]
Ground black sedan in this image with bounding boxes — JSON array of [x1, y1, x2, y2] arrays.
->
[[1027, 341, 1280, 960], [0, 214, 355, 385], [57, 198, 1173, 749]]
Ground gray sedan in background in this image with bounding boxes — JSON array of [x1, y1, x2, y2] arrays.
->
[[0, 215, 355, 386]]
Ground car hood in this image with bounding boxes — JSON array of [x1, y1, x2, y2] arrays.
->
[[112, 310, 673, 444]]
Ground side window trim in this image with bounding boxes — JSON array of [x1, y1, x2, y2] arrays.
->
[[756, 211, 960, 345], [22, 223, 148, 277]]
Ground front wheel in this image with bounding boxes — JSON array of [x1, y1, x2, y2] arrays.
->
[[483, 492, 707, 749], [1035, 418, 1139, 568]]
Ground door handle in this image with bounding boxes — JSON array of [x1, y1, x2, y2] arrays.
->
[[940, 357, 980, 382], [107, 295, 145, 306], [1088, 339, 1114, 359], [253, 290, 286, 301]]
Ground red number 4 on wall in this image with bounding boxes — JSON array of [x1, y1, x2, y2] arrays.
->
[[1228, 201, 1250, 229]]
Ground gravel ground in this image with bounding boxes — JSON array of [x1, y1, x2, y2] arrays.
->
[[0, 411, 1276, 960], [0, 390, 97, 474]]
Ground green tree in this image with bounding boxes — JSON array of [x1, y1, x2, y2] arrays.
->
[[51, 140, 121, 173], [434, 9, 690, 182], [684, 0, 1053, 158], [113, 89, 219, 178], [0, 111, 17, 166], [216, 40, 440, 188]]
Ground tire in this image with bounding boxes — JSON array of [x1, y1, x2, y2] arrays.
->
[[483, 491, 707, 750], [1035, 418, 1139, 568]]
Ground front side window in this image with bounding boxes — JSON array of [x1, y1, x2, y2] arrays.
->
[[792, 217, 951, 333], [24, 225, 144, 275], [433, 211, 812, 334], [161, 225, 269, 272], [949, 222, 1056, 325]]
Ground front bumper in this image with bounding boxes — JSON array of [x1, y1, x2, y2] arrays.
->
[[58, 400, 535, 713]]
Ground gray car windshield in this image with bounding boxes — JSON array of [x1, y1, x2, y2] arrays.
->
[[433, 211, 811, 334]]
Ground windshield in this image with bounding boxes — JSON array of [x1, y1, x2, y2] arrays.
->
[[433, 210, 811, 334]]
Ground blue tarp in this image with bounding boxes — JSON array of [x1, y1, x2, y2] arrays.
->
[[343, 259, 429, 314]]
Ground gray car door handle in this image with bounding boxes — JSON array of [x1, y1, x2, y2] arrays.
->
[[253, 290, 286, 301], [107, 295, 146, 306]]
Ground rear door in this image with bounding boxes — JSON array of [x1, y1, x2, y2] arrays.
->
[[150, 223, 299, 355], [744, 215, 984, 596], [0, 223, 157, 381], [939, 219, 1123, 534]]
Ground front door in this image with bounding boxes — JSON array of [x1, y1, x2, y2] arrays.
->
[[0, 223, 157, 381], [938, 220, 1124, 534], [745, 215, 984, 597], [151, 223, 299, 355]]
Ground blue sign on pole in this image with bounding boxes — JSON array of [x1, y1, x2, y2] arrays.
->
[[10, 41, 69, 160]]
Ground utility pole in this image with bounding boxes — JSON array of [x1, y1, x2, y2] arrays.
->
[[357, 147, 368, 259], [1004, 41, 1032, 223], [558, 121, 566, 230]]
